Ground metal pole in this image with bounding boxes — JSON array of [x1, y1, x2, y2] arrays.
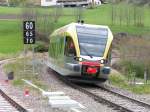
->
[[32, 45, 35, 75], [23, 44, 26, 73], [144, 68, 147, 84]]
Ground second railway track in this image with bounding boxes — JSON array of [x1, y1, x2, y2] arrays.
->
[[97, 84, 150, 109], [83, 85, 150, 112], [0, 86, 28, 112], [0, 59, 28, 112], [52, 70, 150, 112]]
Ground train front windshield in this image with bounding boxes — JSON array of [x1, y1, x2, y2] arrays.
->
[[76, 26, 108, 57]]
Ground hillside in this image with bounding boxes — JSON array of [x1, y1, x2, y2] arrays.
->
[[0, 4, 150, 59]]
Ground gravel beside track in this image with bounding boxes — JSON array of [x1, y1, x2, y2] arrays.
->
[[1, 56, 150, 112], [0, 58, 115, 112], [50, 70, 139, 112], [0, 89, 19, 112], [0, 60, 65, 112], [0, 86, 29, 112], [106, 84, 150, 105], [42, 57, 150, 112], [98, 84, 150, 109], [37, 59, 116, 112], [83, 86, 150, 112], [0, 66, 30, 112], [54, 72, 150, 112]]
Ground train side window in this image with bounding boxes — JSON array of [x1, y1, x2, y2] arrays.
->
[[65, 37, 76, 57]]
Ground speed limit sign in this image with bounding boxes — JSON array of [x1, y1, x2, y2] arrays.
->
[[23, 21, 35, 44]]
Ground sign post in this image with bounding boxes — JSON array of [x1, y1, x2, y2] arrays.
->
[[23, 21, 36, 75], [23, 21, 35, 44]]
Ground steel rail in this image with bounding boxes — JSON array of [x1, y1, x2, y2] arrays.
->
[[97, 85, 150, 109], [52, 71, 133, 112], [0, 88, 28, 112]]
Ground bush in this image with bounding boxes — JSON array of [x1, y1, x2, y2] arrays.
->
[[120, 60, 145, 78], [109, 72, 126, 86], [114, 36, 150, 79], [34, 41, 48, 53]]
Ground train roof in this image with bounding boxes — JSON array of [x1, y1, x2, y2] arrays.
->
[[50, 22, 113, 58], [68, 22, 109, 28], [51, 22, 110, 36]]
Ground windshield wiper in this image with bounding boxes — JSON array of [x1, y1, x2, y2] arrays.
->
[[79, 44, 93, 58]]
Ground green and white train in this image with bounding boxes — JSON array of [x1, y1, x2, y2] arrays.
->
[[47, 22, 113, 83]]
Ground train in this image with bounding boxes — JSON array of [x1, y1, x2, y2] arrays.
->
[[47, 22, 113, 83]]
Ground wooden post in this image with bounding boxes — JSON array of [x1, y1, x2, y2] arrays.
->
[[6, 0, 10, 6], [144, 68, 148, 84], [92, 0, 95, 8]]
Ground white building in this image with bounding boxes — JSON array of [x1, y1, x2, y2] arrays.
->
[[88, 0, 101, 5], [41, 0, 57, 6], [41, 0, 101, 6]]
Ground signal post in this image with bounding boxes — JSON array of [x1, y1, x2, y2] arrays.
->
[[23, 21, 36, 75]]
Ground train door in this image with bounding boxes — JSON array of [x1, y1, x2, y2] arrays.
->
[[64, 36, 76, 61], [63, 36, 77, 75]]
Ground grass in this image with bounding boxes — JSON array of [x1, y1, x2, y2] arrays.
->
[[3, 58, 48, 90], [0, 20, 23, 60], [0, 4, 150, 59], [110, 25, 150, 35], [109, 70, 150, 94], [4, 58, 150, 94], [0, 4, 150, 25], [0, 6, 22, 14], [53, 4, 150, 35], [1, 4, 150, 94]]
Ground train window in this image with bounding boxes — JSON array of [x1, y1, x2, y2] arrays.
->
[[65, 37, 76, 57], [76, 26, 108, 57]]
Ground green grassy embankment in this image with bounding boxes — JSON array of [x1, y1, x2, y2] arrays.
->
[[0, 6, 21, 14], [1, 4, 150, 94], [110, 70, 150, 94], [3, 58, 47, 91], [0, 20, 23, 60], [0, 5, 150, 54]]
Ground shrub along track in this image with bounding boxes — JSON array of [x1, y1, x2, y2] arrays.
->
[[49, 69, 150, 112]]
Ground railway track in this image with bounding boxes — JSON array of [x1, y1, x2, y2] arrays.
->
[[84, 85, 150, 112], [0, 59, 28, 112], [0, 86, 28, 112], [52, 71, 150, 112], [97, 84, 150, 109]]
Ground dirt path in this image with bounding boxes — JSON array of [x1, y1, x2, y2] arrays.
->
[[0, 14, 21, 20]]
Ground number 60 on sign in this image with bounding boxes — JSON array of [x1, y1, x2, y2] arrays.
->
[[23, 21, 35, 44]]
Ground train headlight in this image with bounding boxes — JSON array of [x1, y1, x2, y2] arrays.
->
[[100, 59, 105, 64], [74, 57, 82, 61], [79, 57, 83, 61]]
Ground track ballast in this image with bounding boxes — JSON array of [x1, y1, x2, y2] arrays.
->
[[0, 86, 28, 112], [52, 70, 150, 112]]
